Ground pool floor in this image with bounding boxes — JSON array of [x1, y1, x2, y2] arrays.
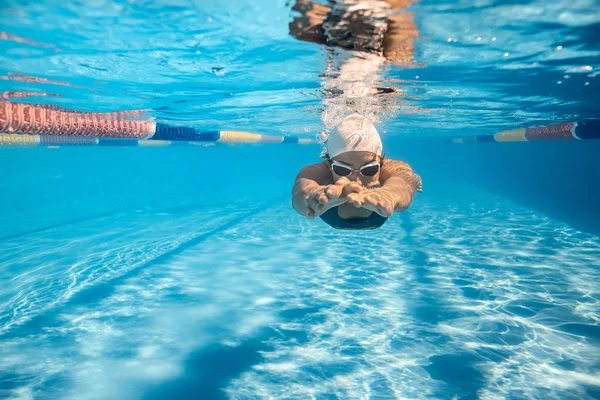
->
[[1, 182, 599, 400]]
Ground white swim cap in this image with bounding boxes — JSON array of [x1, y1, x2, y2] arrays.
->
[[326, 113, 383, 158]]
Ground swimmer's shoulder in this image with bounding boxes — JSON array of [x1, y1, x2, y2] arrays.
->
[[381, 158, 423, 192], [381, 158, 413, 176], [295, 161, 333, 185]]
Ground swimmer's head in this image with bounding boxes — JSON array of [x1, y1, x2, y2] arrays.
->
[[326, 113, 383, 158], [326, 114, 383, 186]]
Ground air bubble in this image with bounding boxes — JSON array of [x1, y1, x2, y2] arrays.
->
[[211, 67, 225, 76]]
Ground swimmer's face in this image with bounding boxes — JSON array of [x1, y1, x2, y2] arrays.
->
[[330, 151, 382, 187]]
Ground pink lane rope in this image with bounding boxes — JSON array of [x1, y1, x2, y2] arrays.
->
[[0, 102, 155, 139], [0, 32, 58, 51], [1, 92, 61, 99], [0, 73, 85, 88]]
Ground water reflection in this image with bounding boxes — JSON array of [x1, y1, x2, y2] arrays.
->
[[290, 0, 422, 129]]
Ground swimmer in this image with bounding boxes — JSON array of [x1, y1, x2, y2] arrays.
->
[[289, 1, 422, 229], [292, 113, 422, 230]]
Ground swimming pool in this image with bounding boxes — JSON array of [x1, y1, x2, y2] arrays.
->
[[1, 0, 599, 399]]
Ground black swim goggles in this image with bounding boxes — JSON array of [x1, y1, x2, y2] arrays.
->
[[329, 160, 380, 177]]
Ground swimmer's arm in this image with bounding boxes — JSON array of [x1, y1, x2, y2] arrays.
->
[[292, 162, 333, 217], [377, 160, 423, 212]]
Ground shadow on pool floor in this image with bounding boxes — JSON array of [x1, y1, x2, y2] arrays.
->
[[143, 333, 272, 400]]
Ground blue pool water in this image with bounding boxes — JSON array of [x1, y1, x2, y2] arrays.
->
[[1, 1, 600, 399]]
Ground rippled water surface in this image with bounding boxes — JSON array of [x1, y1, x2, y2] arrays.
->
[[0, 0, 598, 136]]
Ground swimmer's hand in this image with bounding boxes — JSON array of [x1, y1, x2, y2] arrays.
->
[[305, 177, 362, 219], [346, 189, 397, 218]]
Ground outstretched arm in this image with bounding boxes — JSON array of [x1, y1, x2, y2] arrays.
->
[[378, 159, 423, 211], [292, 162, 362, 219], [346, 159, 422, 216]]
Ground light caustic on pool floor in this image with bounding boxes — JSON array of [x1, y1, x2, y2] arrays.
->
[[0, 185, 599, 400]]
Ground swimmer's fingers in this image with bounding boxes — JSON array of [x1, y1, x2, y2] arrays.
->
[[321, 185, 348, 210], [360, 192, 395, 217], [342, 182, 363, 197], [346, 191, 395, 217], [323, 177, 354, 204], [316, 192, 329, 205], [307, 186, 328, 205], [330, 177, 362, 199], [346, 192, 365, 207], [306, 205, 326, 219], [325, 184, 342, 200], [307, 201, 327, 219], [306, 189, 329, 218], [335, 176, 351, 186], [325, 180, 351, 202]]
